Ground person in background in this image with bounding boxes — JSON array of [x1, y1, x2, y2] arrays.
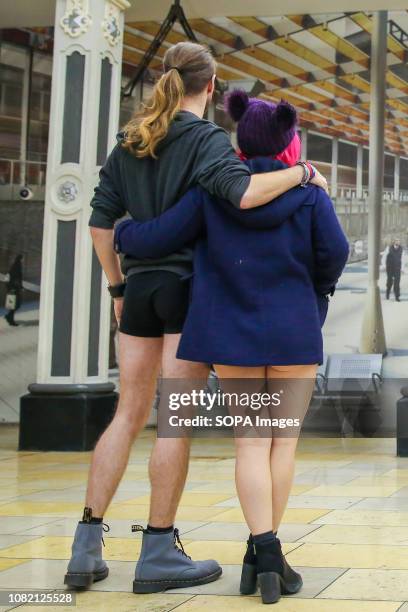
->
[[114, 91, 349, 604], [386, 238, 403, 301], [4, 254, 23, 327]]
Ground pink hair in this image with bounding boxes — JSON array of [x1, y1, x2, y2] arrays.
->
[[275, 132, 301, 167]]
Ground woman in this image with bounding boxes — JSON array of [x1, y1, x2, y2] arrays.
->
[[114, 91, 349, 604], [4, 254, 23, 327], [67, 41, 327, 595]]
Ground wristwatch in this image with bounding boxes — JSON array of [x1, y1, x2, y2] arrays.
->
[[108, 282, 126, 298]]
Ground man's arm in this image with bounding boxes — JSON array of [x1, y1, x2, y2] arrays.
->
[[90, 228, 123, 286], [90, 228, 124, 324], [89, 147, 127, 322], [196, 127, 328, 210], [240, 166, 327, 209]]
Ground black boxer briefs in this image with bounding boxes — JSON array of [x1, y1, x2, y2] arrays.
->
[[119, 270, 190, 337]]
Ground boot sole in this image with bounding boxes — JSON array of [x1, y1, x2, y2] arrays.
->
[[64, 566, 109, 589], [133, 567, 222, 594], [282, 576, 303, 596], [258, 571, 303, 604]]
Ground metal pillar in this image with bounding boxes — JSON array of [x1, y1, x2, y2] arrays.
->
[[20, 49, 31, 186], [394, 155, 400, 202], [356, 144, 363, 199], [301, 127, 308, 159], [331, 137, 338, 199], [20, 0, 130, 451], [359, 10, 387, 355]]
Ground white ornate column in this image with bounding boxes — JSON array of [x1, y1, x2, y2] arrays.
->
[[20, 0, 130, 451]]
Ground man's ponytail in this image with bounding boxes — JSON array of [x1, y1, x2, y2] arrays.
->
[[123, 69, 184, 159], [122, 42, 216, 159]]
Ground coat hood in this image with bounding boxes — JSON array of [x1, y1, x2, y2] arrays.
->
[[217, 156, 318, 230], [116, 110, 213, 153]]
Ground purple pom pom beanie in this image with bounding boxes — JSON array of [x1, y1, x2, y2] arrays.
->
[[225, 89, 298, 158]]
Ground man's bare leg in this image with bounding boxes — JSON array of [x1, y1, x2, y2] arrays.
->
[[133, 335, 221, 595], [84, 333, 163, 517], [148, 333, 209, 527]]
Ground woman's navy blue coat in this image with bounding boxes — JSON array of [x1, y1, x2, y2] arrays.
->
[[115, 158, 349, 366]]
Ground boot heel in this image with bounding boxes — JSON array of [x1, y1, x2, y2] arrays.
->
[[258, 571, 281, 604], [64, 572, 93, 589], [240, 562, 257, 595]]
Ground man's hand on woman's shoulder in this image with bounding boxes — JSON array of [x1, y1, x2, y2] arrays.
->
[[310, 168, 328, 194]]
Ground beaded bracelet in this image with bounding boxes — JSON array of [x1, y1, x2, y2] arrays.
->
[[305, 161, 316, 180], [296, 161, 317, 187], [296, 161, 311, 187]]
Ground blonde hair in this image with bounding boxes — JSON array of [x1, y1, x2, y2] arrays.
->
[[122, 42, 216, 158]]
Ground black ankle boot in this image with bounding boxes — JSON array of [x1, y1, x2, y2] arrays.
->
[[254, 532, 302, 604], [274, 535, 303, 590], [240, 534, 257, 595]]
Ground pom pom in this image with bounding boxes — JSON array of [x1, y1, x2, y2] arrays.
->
[[225, 89, 249, 121], [275, 100, 298, 129]]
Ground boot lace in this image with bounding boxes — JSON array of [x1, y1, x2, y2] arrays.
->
[[101, 523, 110, 548], [174, 528, 191, 559]]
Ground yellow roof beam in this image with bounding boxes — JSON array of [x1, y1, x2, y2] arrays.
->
[[243, 46, 310, 80], [340, 74, 371, 93], [189, 18, 238, 48], [122, 48, 160, 69], [124, 30, 165, 56], [387, 98, 408, 114], [231, 16, 338, 74], [287, 15, 307, 27], [217, 54, 284, 85], [262, 90, 314, 110], [275, 84, 333, 106], [126, 22, 243, 81], [311, 80, 357, 103], [308, 24, 370, 68], [186, 18, 313, 81], [127, 21, 185, 44], [129, 20, 283, 83], [350, 12, 407, 61], [386, 71, 408, 95], [229, 16, 274, 39]]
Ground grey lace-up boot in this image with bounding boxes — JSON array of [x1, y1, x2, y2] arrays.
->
[[64, 522, 109, 589], [132, 526, 222, 593]]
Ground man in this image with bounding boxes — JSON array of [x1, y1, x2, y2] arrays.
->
[[64, 41, 327, 594], [386, 238, 403, 302]]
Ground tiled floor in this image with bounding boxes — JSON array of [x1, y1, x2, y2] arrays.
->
[[0, 426, 407, 611]]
